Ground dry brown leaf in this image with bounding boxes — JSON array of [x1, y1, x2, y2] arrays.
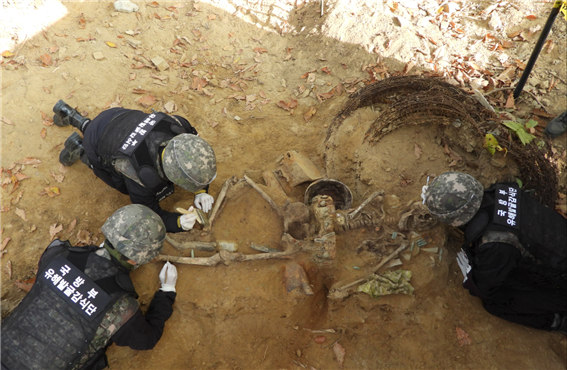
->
[[303, 106, 317, 123], [1, 206, 11, 213], [15, 173, 29, 181], [137, 94, 157, 108], [1, 237, 10, 251], [403, 61, 415, 75], [40, 128, 47, 139], [414, 143, 423, 159], [245, 94, 257, 103], [1, 117, 15, 125], [49, 45, 59, 53], [208, 14, 216, 20], [15, 157, 41, 165], [58, 164, 69, 174], [40, 54, 52, 66], [67, 218, 77, 233], [11, 190, 23, 205], [525, 14, 537, 20], [15, 208, 27, 221], [1, 50, 15, 57], [501, 40, 514, 49], [456, 327, 472, 346], [148, 1, 160, 7], [254, 47, 268, 54], [333, 342, 346, 368], [49, 223, 63, 240], [77, 230, 92, 244], [14, 278, 35, 292], [50, 171, 64, 183], [505, 93, 515, 108], [321, 66, 331, 74], [105, 41, 117, 48], [192, 29, 202, 37]]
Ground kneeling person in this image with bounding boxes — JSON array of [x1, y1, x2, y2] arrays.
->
[[54, 100, 216, 233], [1, 204, 178, 370], [423, 171, 567, 334]]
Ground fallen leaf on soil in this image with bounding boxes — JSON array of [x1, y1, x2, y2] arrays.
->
[[49, 223, 63, 240], [132, 88, 150, 94], [456, 327, 472, 346], [137, 94, 157, 107], [42, 187, 61, 197], [105, 41, 117, 48], [304, 106, 317, 123], [50, 171, 64, 183], [11, 190, 23, 205], [276, 99, 298, 112], [246, 94, 257, 103], [1, 117, 15, 125], [1, 206, 10, 212], [15, 208, 27, 221], [254, 47, 268, 53], [1, 50, 15, 57], [414, 143, 422, 159], [41, 128, 47, 138], [15, 157, 41, 165], [148, 1, 160, 7], [403, 61, 415, 75], [1, 237, 10, 251], [333, 342, 346, 368], [321, 66, 331, 74], [77, 230, 92, 244], [67, 218, 77, 233], [14, 278, 35, 292], [58, 164, 69, 174], [49, 45, 59, 53], [525, 14, 537, 20], [40, 54, 52, 66], [314, 336, 326, 344], [15, 173, 29, 181], [501, 40, 514, 49]]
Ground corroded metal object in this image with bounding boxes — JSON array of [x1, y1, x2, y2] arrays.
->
[[304, 178, 353, 210]]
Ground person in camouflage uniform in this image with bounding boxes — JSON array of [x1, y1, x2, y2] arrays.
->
[[1, 205, 178, 370], [53, 100, 216, 233], [423, 171, 567, 334]]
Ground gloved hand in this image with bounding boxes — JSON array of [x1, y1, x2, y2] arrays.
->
[[194, 193, 214, 213], [159, 261, 177, 292], [180, 207, 198, 231], [456, 249, 471, 283]]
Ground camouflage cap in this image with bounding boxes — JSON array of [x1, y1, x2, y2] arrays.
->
[[101, 204, 166, 266], [162, 134, 217, 193], [423, 171, 484, 227]]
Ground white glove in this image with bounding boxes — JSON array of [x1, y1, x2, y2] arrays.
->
[[194, 193, 214, 213], [456, 249, 471, 283], [180, 207, 198, 231], [159, 261, 177, 292], [421, 176, 430, 204]]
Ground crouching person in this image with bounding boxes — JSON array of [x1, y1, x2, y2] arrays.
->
[[1, 204, 178, 370], [423, 172, 567, 334]]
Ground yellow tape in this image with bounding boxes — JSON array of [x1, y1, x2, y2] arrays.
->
[[561, 0, 567, 20], [554, 0, 563, 8]]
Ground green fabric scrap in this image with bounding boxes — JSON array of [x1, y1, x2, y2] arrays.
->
[[357, 269, 414, 299]]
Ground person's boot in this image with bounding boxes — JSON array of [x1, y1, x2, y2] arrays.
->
[[53, 100, 91, 132], [544, 111, 567, 139], [59, 132, 85, 166]]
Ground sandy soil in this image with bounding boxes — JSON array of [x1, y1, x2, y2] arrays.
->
[[1, 1, 566, 369]]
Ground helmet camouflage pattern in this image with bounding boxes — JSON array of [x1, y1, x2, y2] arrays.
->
[[101, 204, 166, 265], [162, 134, 217, 193], [423, 171, 484, 227]]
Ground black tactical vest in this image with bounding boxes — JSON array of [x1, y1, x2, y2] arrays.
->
[[464, 182, 567, 274], [1, 240, 138, 370], [96, 111, 192, 201]]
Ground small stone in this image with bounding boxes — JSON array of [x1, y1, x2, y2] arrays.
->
[[93, 51, 105, 60], [296, 349, 302, 358], [125, 39, 141, 48], [471, 331, 484, 344], [234, 116, 241, 121], [114, 0, 139, 13], [151, 56, 169, 71], [125, 30, 135, 35]]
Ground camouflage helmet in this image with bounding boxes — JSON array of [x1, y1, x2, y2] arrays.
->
[[162, 134, 217, 193], [101, 204, 166, 266], [423, 172, 484, 227]]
